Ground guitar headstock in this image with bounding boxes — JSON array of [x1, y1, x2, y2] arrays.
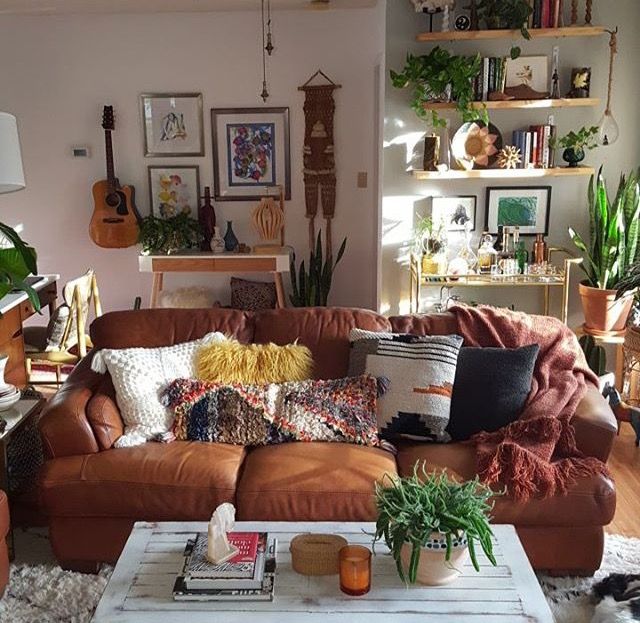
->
[[102, 105, 115, 131]]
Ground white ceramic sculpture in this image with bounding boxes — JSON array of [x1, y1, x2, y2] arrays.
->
[[206, 502, 239, 564]]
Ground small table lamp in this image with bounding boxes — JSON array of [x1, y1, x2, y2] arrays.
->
[[0, 112, 25, 194]]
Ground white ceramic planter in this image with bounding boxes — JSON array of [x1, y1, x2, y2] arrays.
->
[[400, 533, 469, 586]]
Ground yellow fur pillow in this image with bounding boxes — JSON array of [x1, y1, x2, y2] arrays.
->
[[196, 340, 313, 384]]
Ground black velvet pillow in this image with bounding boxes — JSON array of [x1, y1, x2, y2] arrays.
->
[[447, 344, 540, 441]]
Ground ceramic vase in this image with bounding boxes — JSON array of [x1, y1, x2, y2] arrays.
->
[[223, 221, 239, 252], [400, 534, 469, 586], [210, 226, 225, 254], [562, 147, 585, 168]]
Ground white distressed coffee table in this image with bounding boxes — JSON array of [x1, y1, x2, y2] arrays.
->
[[92, 521, 553, 623]]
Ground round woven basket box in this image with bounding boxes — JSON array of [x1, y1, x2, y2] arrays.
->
[[289, 534, 348, 576]]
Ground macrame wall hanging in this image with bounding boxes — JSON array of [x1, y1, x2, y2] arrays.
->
[[298, 70, 341, 255]]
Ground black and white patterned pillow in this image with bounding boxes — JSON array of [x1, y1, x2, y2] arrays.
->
[[349, 329, 463, 443]]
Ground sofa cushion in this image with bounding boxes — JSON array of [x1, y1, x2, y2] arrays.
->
[[39, 442, 246, 519], [253, 308, 391, 380], [236, 442, 397, 521], [85, 375, 123, 450], [395, 442, 615, 527]]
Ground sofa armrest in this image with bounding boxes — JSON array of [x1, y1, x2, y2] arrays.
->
[[571, 385, 617, 463], [39, 354, 101, 459]]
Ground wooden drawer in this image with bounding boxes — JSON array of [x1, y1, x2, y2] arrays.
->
[[20, 284, 57, 322], [0, 306, 21, 345], [1, 332, 27, 387]]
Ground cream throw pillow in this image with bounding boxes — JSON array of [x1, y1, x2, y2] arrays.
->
[[91, 332, 226, 447]]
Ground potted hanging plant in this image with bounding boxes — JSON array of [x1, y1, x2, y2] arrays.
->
[[569, 168, 640, 333], [373, 465, 497, 586], [414, 216, 447, 275], [475, 0, 532, 38], [390, 48, 485, 128], [551, 126, 599, 168], [138, 213, 201, 255]]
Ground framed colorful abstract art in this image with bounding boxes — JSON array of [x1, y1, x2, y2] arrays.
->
[[485, 186, 551, 236], [141, 93, 204, 157], [147, 165, 200, 218], [211, 107, 291, 201]]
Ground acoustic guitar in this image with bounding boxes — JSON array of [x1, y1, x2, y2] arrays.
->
[[89, 105, 141, 248]]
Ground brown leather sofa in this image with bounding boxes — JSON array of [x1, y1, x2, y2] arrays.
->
[[37, 307, 617, 575]]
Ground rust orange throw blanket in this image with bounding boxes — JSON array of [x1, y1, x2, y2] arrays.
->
[[449, 304, 608, 501]]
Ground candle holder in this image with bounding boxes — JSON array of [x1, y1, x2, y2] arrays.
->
[[339, 545, 371, 596]]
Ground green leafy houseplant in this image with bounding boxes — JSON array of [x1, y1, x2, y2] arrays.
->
[[373, 465, 497, 584], [289, 232, 346, 307], [0, 223, 39, 311], [553, 126, 600, 152], [138, 213, 201, 255], [476, 0, 532, 39], [390, 48, 485, 128]]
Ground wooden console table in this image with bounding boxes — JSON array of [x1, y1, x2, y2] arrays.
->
[[139, 253, 291, 309]]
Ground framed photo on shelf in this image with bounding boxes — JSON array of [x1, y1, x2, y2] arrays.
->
[[431, 196, 477, 232], [211, 107, 291, 201], [485, 186, 551, 236], [140, 93, 204, 157], [504, 55, 549, 93], [147, 165, 200, 218]]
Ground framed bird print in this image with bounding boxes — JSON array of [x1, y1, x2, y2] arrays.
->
[[141, 93, 204, 157]]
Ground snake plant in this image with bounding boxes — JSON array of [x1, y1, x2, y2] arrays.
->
[[289, 232, 346, 307], [569, 167, 640, 291], [0, 222, 39, 311]]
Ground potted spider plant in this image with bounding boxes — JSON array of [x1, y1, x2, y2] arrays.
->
[[569, 167, 640, 333], [373, 465, 497, 586]]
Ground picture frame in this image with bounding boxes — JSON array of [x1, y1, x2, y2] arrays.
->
[[147, 165, 200, 218], [211, 107, 291, 201], [141, 93, 204, 157], [505, 56, 549, 93], [431, 196, 477, 232], [485, 186, 551, 236]]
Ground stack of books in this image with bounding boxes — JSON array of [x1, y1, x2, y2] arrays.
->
[[473, 57, 507, 101], [173, 532, 277, 602], [512, 124, 557, 169], [530, 0, 562, 29]]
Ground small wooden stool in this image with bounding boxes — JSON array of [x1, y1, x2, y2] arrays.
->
[[0, 490, 9, 597]]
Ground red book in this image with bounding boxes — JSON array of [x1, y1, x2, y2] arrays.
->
[[541, 0, 551, 28], [552, 0, 561, 28], [227, 532, 260, 563]]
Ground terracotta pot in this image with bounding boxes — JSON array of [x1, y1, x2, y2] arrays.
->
[[399, 534, 469, 586], [579, 282, 634, 333]]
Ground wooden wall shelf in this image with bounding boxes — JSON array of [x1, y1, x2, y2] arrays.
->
[[416, 26, 606, 42], [424, 98, 599, 111], [412, 167, 594, 180]]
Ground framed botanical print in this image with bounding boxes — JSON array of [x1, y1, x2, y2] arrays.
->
[[141, 93, 204, 157], [431, 196, 477, 232], [485, 186, 551, 235], [211, 107, 291, 201], [147, 165, 200, 218]]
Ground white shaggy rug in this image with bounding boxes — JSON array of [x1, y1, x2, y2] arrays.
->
[[0, 533, 638, 622]]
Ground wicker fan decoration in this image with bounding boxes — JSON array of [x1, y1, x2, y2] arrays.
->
[[497, 145, 522, 170], [251, 186, 285, 251]]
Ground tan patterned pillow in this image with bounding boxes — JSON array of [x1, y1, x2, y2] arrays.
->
[[230, 277, 277, 311]]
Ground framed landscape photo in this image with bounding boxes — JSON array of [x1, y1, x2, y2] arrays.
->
[[431, 196, 477, 232], [505, 55, 549, 93], [211, 107, 291, 201], [147, 165, 200, 218], [485, 186, 551, 236], [141, 93, 204, 157]]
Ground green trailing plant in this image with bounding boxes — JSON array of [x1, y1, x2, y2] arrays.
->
[[0, 223, 39, 311], [390, 48, 485, 128], [373, 464, 498, 584], [579, 334, 607, 376], [569, 167, 640, 290], [551, 126, 599, 152], [138, 213, 201, 255], [414, 215, 446, 256], [476, 0, 532, 39], [289, 232, 346, 307]]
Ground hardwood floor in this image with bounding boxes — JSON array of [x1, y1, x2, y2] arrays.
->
[[606, 423, 640, 538]]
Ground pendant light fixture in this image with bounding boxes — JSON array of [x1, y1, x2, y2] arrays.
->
[[598, 28, 620, 147], [260, 0, 269, 102]]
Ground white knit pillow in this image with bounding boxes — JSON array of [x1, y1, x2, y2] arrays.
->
[[91, 332, 226, 447]]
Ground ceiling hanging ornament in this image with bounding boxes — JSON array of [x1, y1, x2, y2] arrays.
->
[[265, 0, 274, 56], [598, 28, 620, 147], [260, 0, 270, 102]]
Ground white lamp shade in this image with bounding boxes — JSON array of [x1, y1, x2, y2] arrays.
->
[[0, 112, 25, 194]]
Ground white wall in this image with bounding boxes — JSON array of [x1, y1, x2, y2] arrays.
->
[[0, 5, 384, 312], [383, 1, 640, 324]]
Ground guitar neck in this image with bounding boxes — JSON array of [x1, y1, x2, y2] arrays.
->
[[104, 130, 118, 189]]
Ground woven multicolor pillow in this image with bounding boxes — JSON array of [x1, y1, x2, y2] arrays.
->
[[163, 376, 380, 447]]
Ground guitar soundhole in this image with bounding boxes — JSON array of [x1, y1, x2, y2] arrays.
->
[[105, 190, 129, 216], [105, 192, 121, 208]]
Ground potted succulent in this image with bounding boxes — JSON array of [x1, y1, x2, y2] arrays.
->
[[415, 216, 448, 275], [138, 213, 201, 255], [373, 465, 497, 586], [552, 126, 599, 168], [569, 168, 640, 333], [475, 0, 532, 38], [390, 48, 484, 128]]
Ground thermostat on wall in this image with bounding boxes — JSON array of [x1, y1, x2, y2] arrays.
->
[[71, 146, 91, 158]]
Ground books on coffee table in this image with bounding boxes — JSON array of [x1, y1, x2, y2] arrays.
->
[[173, 532, 277, 602]]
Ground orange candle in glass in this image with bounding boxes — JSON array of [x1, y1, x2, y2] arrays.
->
[[339, 545, 371, 596]]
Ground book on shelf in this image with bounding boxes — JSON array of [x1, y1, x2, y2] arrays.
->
[[173, 533, 278, 602], [531, 0, 561, 28], [511, 123, 556, 169]]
